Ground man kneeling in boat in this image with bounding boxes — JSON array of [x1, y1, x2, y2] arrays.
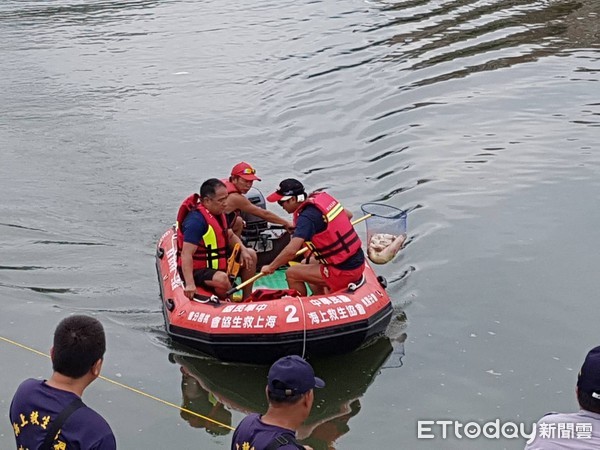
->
[[177, 178, 258, 300], [260, 179, 365, 295], [223, 162, 295, 236]]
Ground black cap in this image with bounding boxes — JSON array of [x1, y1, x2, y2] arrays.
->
[[266, 179, 306, 202], [578, 346, 600, 400], [267, 355, 325, 397]]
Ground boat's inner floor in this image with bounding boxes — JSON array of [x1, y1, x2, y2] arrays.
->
[[193, 266, 313, 303], [236, 266, 313, 302]]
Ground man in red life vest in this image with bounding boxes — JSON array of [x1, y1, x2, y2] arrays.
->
[[260, 179, 365, 295], [177, 178, 258, 300], [223, 162, 294, 236]]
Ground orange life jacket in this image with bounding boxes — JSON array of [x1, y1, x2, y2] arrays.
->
[[221, 179, 240, 194], [294, 192, 362, 266], [222, 178, 242, 217]]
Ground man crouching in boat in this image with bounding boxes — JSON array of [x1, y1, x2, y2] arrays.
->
[[260, 179, 365, 296], [177, 178, 258, 300], [223, 162, 295, 236]]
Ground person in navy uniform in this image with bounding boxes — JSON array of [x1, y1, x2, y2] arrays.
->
[[9, 315, 116, 450], [231, 355, 325, 450]]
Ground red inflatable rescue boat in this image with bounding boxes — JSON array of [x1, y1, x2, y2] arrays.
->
[[156, 194, 393, 363]]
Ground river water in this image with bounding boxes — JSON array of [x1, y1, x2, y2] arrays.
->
[[1, 0, 598, 449]]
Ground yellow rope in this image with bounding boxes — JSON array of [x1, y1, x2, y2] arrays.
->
[[0, 335, 235, 431]]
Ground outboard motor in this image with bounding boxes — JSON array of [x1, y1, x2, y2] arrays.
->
[[241, 187, 291, 267], [241, 187, 269, 239]]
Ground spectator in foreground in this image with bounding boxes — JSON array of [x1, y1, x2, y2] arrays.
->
[[525, 345, 600, 449], [9, 315, 116, 450], [231, 355, 325, 450]]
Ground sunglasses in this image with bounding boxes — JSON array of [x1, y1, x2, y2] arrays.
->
[[277, 197, 292, 206], [241, 168, 256, 175]]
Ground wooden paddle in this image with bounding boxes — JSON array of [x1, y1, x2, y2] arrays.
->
[[225, 214, 371, 296]]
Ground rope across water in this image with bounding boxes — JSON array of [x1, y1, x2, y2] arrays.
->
[[0, 335, 235, 432]]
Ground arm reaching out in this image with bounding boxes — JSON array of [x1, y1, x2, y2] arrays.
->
[[260, 237, 305, 274], [229, 193, 294, 229]]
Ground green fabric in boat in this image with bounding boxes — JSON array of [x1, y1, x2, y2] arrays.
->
[[253, 268, 288, 290], [252, 267, 313, 295], [232, 267, 312, 300]]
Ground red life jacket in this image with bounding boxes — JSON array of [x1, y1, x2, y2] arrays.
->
[[294, 192, 362, 266], [221, 178, 242, 218], [176, 194, 228, 271], [221, 179, 240, 194]]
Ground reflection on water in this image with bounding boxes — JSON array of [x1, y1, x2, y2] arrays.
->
[[1, 0, 599, 447], [178, 366, 234, 436], [172, 336, 404, 448]]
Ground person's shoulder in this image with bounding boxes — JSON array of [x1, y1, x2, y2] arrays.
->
[[537, 410, 579, 423], [183, 210, 207, 227], [526, 410, 600, 450], [10, 379, 43, 413], [237, 412, 261, 427], [71, 406, 115, 438], [13, 378, 45, 399], [538, 409, 600, 425], [299, 204, 323, 219], [303, 203, 321, 212], [232, 413, 260, 444], [228, 191, 249, 207], [16, 378, 43, 390], [185, 209, 205, 220]]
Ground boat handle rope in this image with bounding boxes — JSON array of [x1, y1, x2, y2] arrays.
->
[[0, 335, 235, 431]]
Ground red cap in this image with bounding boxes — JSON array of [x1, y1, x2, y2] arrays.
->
[[231, 162, 261, 181]]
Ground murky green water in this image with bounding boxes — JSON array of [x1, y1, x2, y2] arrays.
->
[[1, 0, 599, 448]]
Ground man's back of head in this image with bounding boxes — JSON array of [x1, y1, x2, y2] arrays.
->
[[52, 315, 106, 379], [577, 345, 600, 413], [267, 355, 324, 400], [10, 315, 116, 450]]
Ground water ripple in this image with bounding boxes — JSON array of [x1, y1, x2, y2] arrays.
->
[[33, 240, 108, 246], [0, 265, 46, 271], [0, 0, 599, 447], [0, 282, 74, 294]]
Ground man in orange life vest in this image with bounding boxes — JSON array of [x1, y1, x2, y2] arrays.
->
[[260, 179, 365, 295], [177, 178, 258, 300], [223, 162, 294, 236]]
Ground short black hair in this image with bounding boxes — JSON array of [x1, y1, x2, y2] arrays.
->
[[578, 388, 600, 414], [52, 315, 106, 378], [200, 178, 226, 199]]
